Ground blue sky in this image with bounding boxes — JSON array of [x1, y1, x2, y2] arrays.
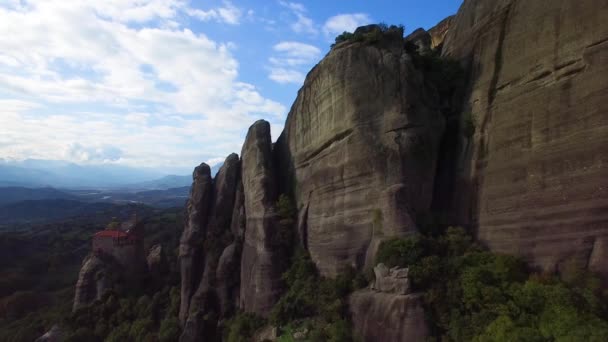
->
[[0, 0, 461, 174]]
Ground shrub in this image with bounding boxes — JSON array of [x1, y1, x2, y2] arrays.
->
[[332, 23, 405, 48], [375, 236, 425, 268], [225, 313, 265, 342], [158, 317, 181, 342], [276, 194, 297, 222]]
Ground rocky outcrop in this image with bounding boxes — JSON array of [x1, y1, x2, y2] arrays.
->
[[35, 325, 62, 342], [179, 164, 213, 323], [275, 28, 445, 276], [73, 254, 120, 311], [405, 28, 432, 54], [349, 291, 428, 342], [239, 120, 285, 316], [371, 263, 411, 295], [441, 0, 608, 275], [147, 244, 165, 274], [181, 154, 241, 342], [428, 15, 454, 49]]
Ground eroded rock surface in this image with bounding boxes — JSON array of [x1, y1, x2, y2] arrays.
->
[[276, 30, 445, 276], [371, 263, 411, 295], [147, 244, 165, 274], [442, 0, 608, 274], [73, 254, 120, 311], [239, 120, 284, 316], [181, 154, 241, 341], [349, 290, 428, 342], [179, 163, 213, 323]]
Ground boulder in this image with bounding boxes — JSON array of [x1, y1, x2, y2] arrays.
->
[[179, 163, 213, 323], [253, 326, 278, 342], [239, 120, 284, 316], [349, 290, 428, 342], [371, 263, 411, 295], [441, 0, 608, 275], [275, 29, 445, 277]]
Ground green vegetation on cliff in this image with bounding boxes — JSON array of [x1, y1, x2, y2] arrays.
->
[[377, 227, 608, 341], [332, 23, 404, 47]]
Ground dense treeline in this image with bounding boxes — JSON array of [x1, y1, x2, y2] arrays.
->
[[0, 207, 183, 342]]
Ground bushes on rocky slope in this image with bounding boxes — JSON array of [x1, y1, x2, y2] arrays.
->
[[376, 227, 608, 341], [332, 23, 404, 48]]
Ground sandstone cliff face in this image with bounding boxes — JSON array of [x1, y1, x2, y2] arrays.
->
[[239, 120, 285, 315], [349, 291, 428, 342], [181, 154, 241, 342], [179, 164, 213, 324], [73, 254, 120, 311], [276, 35, 445, 276], [442, 0, 608, 275]]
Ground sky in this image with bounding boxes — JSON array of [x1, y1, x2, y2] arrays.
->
[[0, 0, 462, 174]]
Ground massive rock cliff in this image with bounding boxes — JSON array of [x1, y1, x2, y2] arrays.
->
[[179, 164, 213, 324], [441, 0, 608, 275], [172, 2, 608, 339], [275, 29, 446, 277], [239, 120, 286, 315], [178, 155, 244, 342]]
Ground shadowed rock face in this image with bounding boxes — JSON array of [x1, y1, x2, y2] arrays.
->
[[73, 254, 121, 311], [442, 0, 608, 275], [181, 154, 241, 341], [179, 164, 213, 324], [239, 120, 284, 315], [276, 34, 445, 276], [349, 291, 428, 342]]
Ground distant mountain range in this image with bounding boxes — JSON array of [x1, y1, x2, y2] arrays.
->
[[0, 158, 216, 189], [0, 186, 77, 206], [0, 185, 190, 224]]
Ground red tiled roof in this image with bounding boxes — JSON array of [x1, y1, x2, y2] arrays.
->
[[94, 230, 128, 238]]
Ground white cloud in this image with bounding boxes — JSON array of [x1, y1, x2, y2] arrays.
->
[[0, 1, 285, 172], [268, 41, 320, 85], [187, 1, 243, 25], [66, 143, 124, 163], [323, 13, 372, 37], [269, 68, 305, 84], [278, 1, 317, 35]]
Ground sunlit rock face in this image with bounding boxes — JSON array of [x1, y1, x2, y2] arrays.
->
[[275, 31, 445, 277], [442, 0, 608, 275]]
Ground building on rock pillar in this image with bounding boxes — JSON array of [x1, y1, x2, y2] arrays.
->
[[92, 213, 146, 273]]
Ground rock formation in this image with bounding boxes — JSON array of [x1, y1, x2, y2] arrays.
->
[[34, 325, 62, 342], [179, 163, 213, 324], [428, 15, 454, 49], [275, 28, 446, 276], [441, 0, 608, 275], [72, 254, 121, 311], [181, 154, 241, 341], [239, 120, 285, 315], [349, 291, 428, 342], [371, 263, 411, 295], [172, 1, 608, 339], [146, 244, 165, 275]]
